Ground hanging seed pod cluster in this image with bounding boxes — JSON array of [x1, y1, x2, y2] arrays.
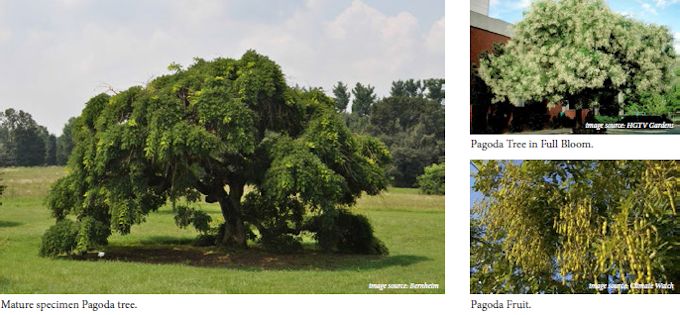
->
[[471, 160, 679, 293]]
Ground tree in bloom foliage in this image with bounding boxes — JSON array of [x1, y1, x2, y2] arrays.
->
[[43, 51, 390, 255], [479, 0, 676, 110]]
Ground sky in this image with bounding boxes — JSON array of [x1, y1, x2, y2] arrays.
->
[[469, 162, 482, 205], [489, 0, 680, 53], [0, 0, 444, 135]]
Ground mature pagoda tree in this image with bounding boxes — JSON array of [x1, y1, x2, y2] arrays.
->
[[43, 51, 390, 255], [479, 0, 676, 111], [471, 160, 679, 293]]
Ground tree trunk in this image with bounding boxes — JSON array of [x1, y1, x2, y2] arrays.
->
[[218, 183, 247, 249]]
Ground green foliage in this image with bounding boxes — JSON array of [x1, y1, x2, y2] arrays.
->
[[479, 0, 676, 110], [39, 219, 80, 257], [423, 78, 446, 105], [260, 233, 303, 254], [242, 190, 305, 243], [471, 161, 679, 293], [0, 166, 444, 293], [0, 108, 53, 167], [20, 126, 46, 166], [173, 206, 213, 234], [417, 163, 445, 195], [344, 113, 370, 134], [308, 209, 388, 255], [332, 81, 350, 112], [351, 83, 376, 116], [44, 51, 390, 254], [594, 115, 620, 124], [44, 134, 57, 165], [668, 61, 680, 116], [193, 233, 218, 247], [56, 117, 77, 165], [75, 217, 110, 253], [334, 210, 388, 255], [626, 93, 672, 116], [343, 78, 446, 187], [368, 96, 444, 187], [390, 79, 444, 103], [390, 79, 424, 98], [343, 78, 445, 187], [167, 62, 183, 72]]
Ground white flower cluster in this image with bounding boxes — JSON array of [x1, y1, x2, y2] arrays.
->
[[478, 0, 676, 107]]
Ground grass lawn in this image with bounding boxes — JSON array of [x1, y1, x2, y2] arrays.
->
[[0, 167, 444, 294]]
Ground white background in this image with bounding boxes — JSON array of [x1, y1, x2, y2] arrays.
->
[[460, 0, 680, 312], [2, 2, 678, 315]]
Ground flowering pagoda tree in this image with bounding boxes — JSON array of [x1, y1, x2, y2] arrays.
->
[[479, 0, 676, 112]]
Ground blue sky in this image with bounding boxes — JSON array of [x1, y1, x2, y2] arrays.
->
[[469, 163, 483, 205], [0, 0, 444, 134], [489, 0, 680, 52]]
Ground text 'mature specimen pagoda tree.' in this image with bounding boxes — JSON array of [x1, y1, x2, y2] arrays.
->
[[44, 51, 390, 254]]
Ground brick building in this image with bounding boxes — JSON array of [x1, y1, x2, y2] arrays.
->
[[470, 0, 512, 65], [470, 0, 587, 133]]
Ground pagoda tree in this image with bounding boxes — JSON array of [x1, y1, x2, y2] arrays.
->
[[42, 51, 390, 255], [471, 160, 679, 293], [479, 0, 676, 112]]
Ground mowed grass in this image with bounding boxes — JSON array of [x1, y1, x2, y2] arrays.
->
[[0, 167, 444, 294]]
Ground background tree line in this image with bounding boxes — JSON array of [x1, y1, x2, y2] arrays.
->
[[0, 108, 76, 167], [333, 78, 445, 189], [2, 77, 445, 192]]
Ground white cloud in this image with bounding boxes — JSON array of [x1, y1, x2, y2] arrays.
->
[[641, 2, 658, 15], [654, 0, 680, 7], [489, 0, 535, 20], [0, 1, 8, 43], [617, 10, 636, 17], [675, 32, 680, 54], [0, 0, 443, 134], [515, 0, 533, 9], [55, 0, 86, 7], [492, 0, 533, 10], [304, 0, 329, 11], [238, 0, 442, 96], [425, 17, 445, 55], [169, 0, 228, 26], [0, 28, 9, 42]]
